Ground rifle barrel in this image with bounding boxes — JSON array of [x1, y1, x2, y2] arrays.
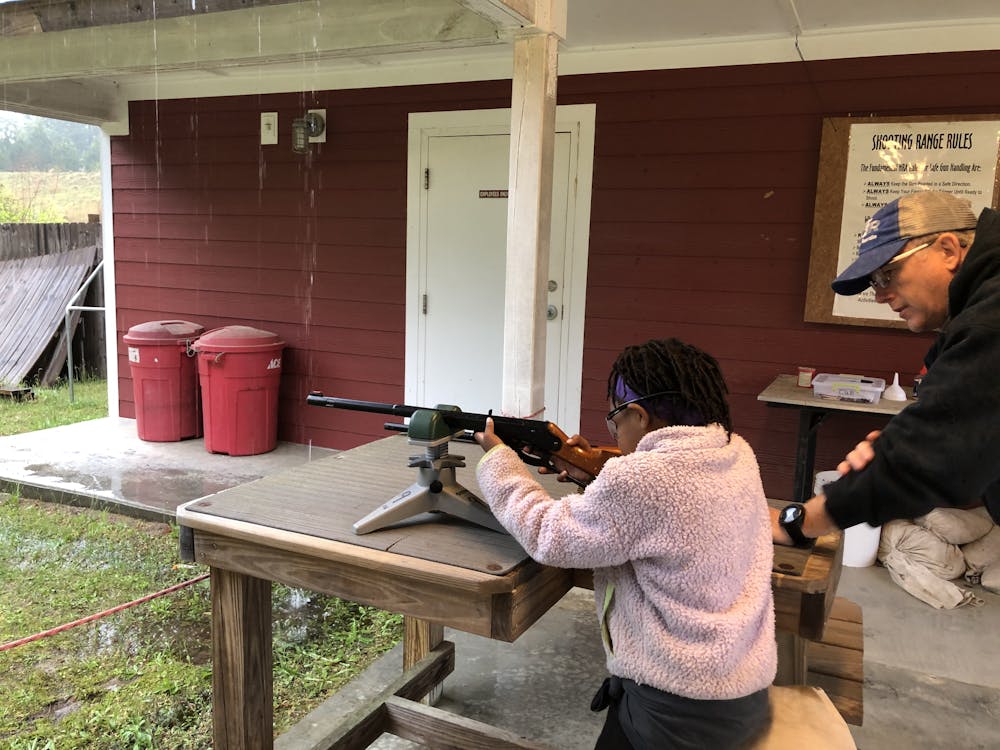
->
[[306, 394, 418, 419]]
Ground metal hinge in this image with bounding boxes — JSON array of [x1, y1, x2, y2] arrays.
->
[[422, 294, 428, 314], [424, 168, 430, 190]]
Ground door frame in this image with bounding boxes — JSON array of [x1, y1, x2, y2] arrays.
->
[[404, 104, 595, 432]]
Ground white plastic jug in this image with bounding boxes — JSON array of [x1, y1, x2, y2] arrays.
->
[[814, 470, 881, 567]]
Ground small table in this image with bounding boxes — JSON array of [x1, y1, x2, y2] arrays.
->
[[758, 373, 913, 502], [177, 435, 844, 747]]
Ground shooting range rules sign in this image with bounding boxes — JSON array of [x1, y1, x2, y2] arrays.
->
[[834, 120, 1000, 322]]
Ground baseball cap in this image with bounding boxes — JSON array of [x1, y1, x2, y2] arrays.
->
[[831, 191, 979, 296]]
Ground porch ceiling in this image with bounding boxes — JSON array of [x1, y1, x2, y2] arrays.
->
[[1, 0, 999, 130]]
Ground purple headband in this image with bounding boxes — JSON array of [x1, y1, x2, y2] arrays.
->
[[613, 376, 706, 427], [613, 377, 643, 404]]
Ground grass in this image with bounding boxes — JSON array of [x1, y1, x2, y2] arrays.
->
[[0, 171, 101, 223], [0, 380, 403, 748], [0, 378, 108, 436]]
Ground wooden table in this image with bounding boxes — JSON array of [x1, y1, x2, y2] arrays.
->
[[177, 434, 843, 748], [758, 373, 913, 503], [177, 435, 577, 749]]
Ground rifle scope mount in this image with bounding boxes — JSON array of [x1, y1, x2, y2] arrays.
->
[[351, 407, 506, 536]]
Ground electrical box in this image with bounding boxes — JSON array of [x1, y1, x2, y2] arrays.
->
[[307, 109, 326, 144], [260, 112, 278, 145]]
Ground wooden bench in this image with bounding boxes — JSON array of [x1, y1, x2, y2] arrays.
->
[[805, 597, 864, 725], [750, 686, 856, 749]]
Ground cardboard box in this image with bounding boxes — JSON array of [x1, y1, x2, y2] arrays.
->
[[812, 373, 886, 404]]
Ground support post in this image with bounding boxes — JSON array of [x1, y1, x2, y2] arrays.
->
[[775, 631, 810, 685], [212, 568, 273, 750], [501, 29, 559, 419], [404, 617, 445, 704]]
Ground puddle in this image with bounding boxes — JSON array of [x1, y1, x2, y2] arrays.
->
[[22, 463, 246, 512], [24, 463, 111, 491], [0, 526, 111, 571], [95, 621, 120, 654], [76, 594, 213, 663], [274, 587, 325, 644], [64, 586, 334, 662]]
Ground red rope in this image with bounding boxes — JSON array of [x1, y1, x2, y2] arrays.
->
[[0, 573, 210, 653]]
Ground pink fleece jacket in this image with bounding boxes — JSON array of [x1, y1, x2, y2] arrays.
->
[[476, 424, 776, 700]]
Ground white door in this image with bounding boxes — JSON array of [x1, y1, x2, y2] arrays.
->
[[406, 107, 595, 432]]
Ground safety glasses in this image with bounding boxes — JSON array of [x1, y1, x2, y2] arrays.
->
[[605, 390, 680, 437]]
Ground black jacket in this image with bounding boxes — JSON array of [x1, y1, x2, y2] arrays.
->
[[825, 207, 1000, 527]]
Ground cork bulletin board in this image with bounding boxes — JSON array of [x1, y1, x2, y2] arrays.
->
[[805, 115, 1000, 327]]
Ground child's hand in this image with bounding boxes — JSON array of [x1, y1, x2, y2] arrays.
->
[[540, 433, 596, 484], [474, 417, 506, 453]]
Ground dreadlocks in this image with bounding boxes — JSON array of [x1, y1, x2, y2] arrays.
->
[[606, 338, 732, 437]]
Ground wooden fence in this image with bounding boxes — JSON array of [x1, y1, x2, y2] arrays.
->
[[0, 222, 105, 382], [0, 222, 102, 261]]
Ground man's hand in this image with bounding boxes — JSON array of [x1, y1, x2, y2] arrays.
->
[[538, 433, 597, 485], [772, 428, 880, 544], [837, 430, 881, 475], [474, 417, 506, 453]]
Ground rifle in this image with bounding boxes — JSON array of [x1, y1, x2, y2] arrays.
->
[[306, 393, 621, 484]]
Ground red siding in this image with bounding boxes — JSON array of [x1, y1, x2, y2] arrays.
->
[[112, 50, 1000, 501]]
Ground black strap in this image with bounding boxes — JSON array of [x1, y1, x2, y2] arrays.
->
[[591, 675, 623, 712]]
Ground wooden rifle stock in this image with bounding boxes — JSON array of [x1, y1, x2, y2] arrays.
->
[[544, 423, 620, 479]]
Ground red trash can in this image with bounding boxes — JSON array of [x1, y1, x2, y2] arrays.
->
[[122, 320, 204, 442], [192, 326, 285, 456]]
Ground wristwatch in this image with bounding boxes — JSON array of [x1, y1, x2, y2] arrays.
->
[[778, 503, 816, 548]]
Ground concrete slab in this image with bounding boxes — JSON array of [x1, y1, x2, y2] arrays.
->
[[422, 588, 605, 749], [0, 417, 334, 521], [849, 662, 1000, 749], [839, 565, 1000, 690]]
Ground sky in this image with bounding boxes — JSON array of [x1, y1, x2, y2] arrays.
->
[[0, 111, 33, 129]]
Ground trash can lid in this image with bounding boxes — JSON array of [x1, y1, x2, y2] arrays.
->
[[192, 325, 286, 353], [123, 319, 205, 345]]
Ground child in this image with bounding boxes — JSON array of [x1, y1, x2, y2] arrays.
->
[[474, 338, 775, 749]]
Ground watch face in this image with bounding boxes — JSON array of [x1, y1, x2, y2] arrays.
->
[[781, 505, 802, 524]]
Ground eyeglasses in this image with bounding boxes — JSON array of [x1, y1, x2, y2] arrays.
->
[[605, 390, 681, 437], [868, 241, 932, 290]]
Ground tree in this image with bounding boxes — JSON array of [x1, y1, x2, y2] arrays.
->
[[0, 115, 99, 171]]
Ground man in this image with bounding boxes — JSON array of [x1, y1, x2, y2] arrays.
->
[[774, 190, 1000, 547]]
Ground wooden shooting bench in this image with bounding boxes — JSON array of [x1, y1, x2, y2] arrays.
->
[[177, 436, 853, 748], [806, 597, 864, 726], [766, 499, 863, 726], [177, 435, 577, 749]]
